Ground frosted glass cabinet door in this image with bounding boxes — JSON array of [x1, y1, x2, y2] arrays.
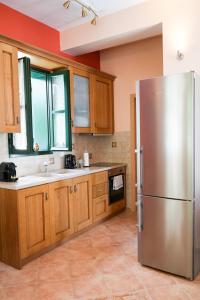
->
[[74, 74, 90, 128]]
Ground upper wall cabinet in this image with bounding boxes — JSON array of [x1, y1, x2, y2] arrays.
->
[[0, 43, 20, 133], [69, 67, 92, 133], [92, 75, 114, 134], [70, 67, 114, 134]]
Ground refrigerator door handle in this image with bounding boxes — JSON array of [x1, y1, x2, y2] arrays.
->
[[140, 147, 144, 189], [136, 197, 143, 232]]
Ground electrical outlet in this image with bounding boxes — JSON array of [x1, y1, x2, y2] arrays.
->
[[89, 153, 93, 159], [49, 157, 55, 165], [112, 141, 117, 148]]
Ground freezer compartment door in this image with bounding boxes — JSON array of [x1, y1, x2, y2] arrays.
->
[[138, 72, 194, 200], [138, 196, 193, 279]]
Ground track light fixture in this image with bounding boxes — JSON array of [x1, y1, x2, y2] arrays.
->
[[63, 0, 98, 25]]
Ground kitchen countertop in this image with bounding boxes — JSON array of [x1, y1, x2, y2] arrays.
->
[[0, 163, 126, 190]]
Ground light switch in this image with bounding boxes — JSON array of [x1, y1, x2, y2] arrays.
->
[[112, 142, 117, 148]]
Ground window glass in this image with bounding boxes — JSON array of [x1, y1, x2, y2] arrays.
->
[[74, 74, 90, 127], [31, 70, 49, 152], [52, 75, 65, 111], [52, 113, 66, 148]]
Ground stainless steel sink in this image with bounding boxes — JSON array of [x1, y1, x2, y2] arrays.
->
[[53, 169, 87, 175], [35, 169, 87, 179], [36, 173, 59, 178]]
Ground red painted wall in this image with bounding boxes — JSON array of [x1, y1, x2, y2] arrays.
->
[[0, 3, 100, 69]]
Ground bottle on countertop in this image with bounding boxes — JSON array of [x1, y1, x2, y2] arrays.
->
[[83, 149, 90, 167]]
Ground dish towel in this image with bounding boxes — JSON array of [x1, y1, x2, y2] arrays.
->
[[113, 175, 123, 190]]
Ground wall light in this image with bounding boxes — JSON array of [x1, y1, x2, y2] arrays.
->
[[176, 50, 184, 61]]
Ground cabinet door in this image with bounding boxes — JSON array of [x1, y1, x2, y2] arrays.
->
[[18, 185, 51, 259], [70, 67, 92, 133], [73, 175, 93, 231], [92, 75, 114, 134], [0, 43, 20, 133], [49, 179, 74, 242], [93, 194, 108, 222]]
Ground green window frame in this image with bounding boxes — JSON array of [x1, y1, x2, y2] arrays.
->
[[8, 57, 72, 156], [50, 70, 72, 151]]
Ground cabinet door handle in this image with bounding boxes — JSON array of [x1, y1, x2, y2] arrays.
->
[[74, 185, 77, 192], [69, 186, 73, 193], [45, 192, 48, 200], [16, 116, 20, 124]]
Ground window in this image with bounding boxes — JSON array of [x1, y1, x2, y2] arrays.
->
[[8, 57, 72, 156], [50, 71, 71, 150]]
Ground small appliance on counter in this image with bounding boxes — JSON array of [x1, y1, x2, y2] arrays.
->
[[0, 162, 18, 182], [64, 154, 77, 169]]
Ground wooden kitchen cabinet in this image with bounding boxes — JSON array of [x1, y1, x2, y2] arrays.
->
[[0, 42, 20, 133], [18, 185, 51, 259], [73, 175, 93, 231], [92, 75, 114, 134], [69, 67, 114, 134], [49, 179, 74, 242]]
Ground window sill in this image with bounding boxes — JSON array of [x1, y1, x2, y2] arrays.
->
[[9, 151, 53, 158]]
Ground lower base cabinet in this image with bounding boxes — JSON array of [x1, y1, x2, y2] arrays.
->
[[49, 179, 74, 242], [50, 175, 93, 243], [0, 172, 125, 269], [73, 175, 93, 232], [92, 171, 109, 222], [18, 185, 51, 259]]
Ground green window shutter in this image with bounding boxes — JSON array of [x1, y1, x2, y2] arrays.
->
[[30, 69, 50, 153], [50, 70, 72, 151]]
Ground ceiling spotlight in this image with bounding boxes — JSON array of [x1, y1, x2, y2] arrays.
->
[[63, 1, 71, 9], [91, 16, 97, 25], [82, 6, 88, 17]]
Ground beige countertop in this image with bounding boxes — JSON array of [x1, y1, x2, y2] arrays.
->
[[0, 164, 126, 190]]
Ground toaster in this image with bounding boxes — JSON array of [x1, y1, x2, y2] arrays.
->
[[64, 154, 77, 169]]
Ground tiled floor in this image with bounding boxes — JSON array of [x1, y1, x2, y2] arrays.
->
[[0, 209, 200, 300]]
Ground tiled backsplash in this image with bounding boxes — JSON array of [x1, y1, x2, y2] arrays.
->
[[0, 131, 133, 208]]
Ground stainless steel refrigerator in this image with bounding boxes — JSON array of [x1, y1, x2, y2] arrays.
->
[[136, 71, 200, 280]]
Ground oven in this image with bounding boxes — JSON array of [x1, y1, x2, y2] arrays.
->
[[108, 166, 126, 205]]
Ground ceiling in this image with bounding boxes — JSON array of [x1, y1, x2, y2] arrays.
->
[[1, 0, 146, 30]]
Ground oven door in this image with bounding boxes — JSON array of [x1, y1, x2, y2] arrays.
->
[[109, 173, 125, 205]]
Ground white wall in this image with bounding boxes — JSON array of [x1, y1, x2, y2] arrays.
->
[[161, 0, 200, 74], [61, 0, 200, 75]]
